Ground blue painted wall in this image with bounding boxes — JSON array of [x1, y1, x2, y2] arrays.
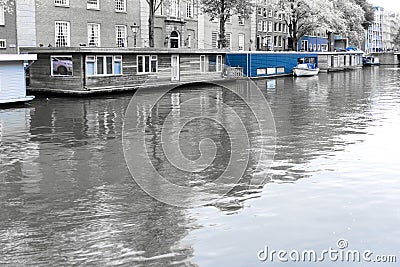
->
[[226, 52, 318, 77], [298, 36, 328, 52]]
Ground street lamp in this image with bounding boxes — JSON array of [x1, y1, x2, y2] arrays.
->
[[131, 23, 140, 47]]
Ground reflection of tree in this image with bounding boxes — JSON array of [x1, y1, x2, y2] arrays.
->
[[1, 95, 195, 265]]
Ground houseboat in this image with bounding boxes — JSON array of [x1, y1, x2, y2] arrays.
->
[[225, 51, 363, 78], [0, 54, 36, 104], [20, 47, 227, 95]]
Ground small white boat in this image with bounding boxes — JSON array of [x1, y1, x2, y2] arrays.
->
[[293, 63, 319, 77]]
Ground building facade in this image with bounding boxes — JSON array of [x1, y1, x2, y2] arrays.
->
[[365, 6, 400, 53], [254, 0, 288, 51], [198, 13, 251, 51], [0, 4, 18, 53], [6, 0, 198, 50]]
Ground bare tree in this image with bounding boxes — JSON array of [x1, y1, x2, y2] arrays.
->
[[146, 0, 164, 47]]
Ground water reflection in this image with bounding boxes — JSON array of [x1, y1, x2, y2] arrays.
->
[[1, 67, 399, 265]]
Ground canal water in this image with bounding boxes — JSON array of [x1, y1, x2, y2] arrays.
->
[[1, 66, 400, 266]]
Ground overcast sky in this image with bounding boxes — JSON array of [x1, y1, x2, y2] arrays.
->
[[370, 0, 400, 13]]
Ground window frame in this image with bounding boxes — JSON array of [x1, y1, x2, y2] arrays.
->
[[86, 55, 123, 76], [51, 55, 74, 77], [0, 39, 6, 49], [115, 0, 126, 12], [55, 21, 70, 47], [87, 0, 100, 10], [186, 0, 193, 18], [87, 23, 101, 47], [54, 0, 70, 7], [115, 25, 127, 47], [136, 55, 158, 74], [0, 5, 5, 26]]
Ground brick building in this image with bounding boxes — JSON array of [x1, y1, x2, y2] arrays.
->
[[0, 4, 18, 53], [6, 0, 198, 50], [254, 0, 288, 51], [198, 13, 251, 51]]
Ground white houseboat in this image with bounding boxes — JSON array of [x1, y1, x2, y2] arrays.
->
[[0, 54, 36, 104]]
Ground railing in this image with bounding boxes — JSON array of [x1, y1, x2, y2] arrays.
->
[[226, 67, 244, 78]]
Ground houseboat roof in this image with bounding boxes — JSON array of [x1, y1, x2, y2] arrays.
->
[[0, 54, 37, 61], [20, 47, 228, 55]]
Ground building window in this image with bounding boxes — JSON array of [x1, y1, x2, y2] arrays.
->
[[86, 55, 122, 76], [226, 16, 231, 24], [212, 31, 218, 48], [170, 0, 179, 17], [55, 21, 70, 47], [115, 25, 127, 47], [0, 6, 5, 25], [54, 0, 69, 7], [87, 23, 100, 46], [0, 39, 6, 49], [226, 33, 232, 49], [238, 33, 244, 50], [186, 0, 193, 18], [87, 0, 99, 9], [268, 9, 273, 17], [238, 15, 244, 25], [137, 55, 157, 73], [115, 0, 126, 12], [317, 44, 321, 51], [258, 20, 262, 31], [263, 21, 267, 32], [300, 40, 307, 50], [51, 56, 73, 76], [200, 55, 222, 72], [268, 21, 273, 32]]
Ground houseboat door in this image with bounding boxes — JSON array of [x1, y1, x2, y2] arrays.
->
[[171, 55, 180, 81]]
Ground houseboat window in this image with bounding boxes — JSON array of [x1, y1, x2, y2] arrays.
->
[[208, 56, 217, 72], [86, 55, 123, 76], [217, 55, 222, 72], [137, 55, 158, 74], [86, 56, 95, 75], [267, 68, 276, 75], [277, 67, 285, 73], [257, 68, 266, 75], [114, 56, 122, 74], [97, 57, 104, 75], [51, 56, 73, 76]]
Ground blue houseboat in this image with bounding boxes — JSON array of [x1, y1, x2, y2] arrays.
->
[[226, 52, 319, 77]]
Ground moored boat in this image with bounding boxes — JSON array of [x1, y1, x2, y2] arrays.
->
[[362, 56, 380, 66], [293, 63, 320, 77]]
